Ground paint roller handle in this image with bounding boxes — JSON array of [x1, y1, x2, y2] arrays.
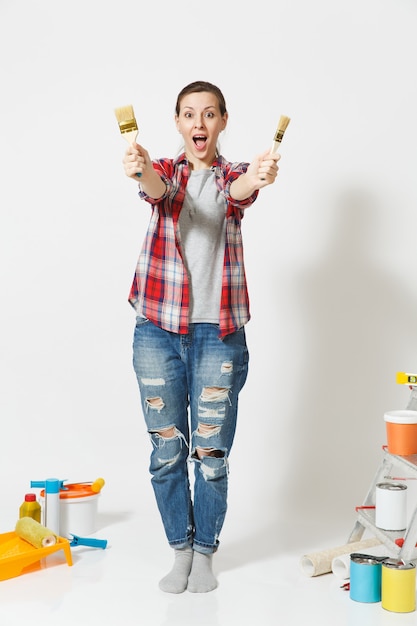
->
[[69, 534, 107, 549], [91, 477, 105, 493]]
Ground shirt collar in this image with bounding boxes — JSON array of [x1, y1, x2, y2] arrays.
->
[[174, 152, 222, 170]]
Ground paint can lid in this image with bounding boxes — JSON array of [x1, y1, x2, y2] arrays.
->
[[40, 483, 99, 500], [384, 410, 417, 424], [58, 483, 99, 499], [383, 558, 416, 570], [350, 553, 383, 565], [376, 482, 407, 491]]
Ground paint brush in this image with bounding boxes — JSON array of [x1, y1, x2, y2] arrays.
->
[[271, 115, 291, 153], [114, 104, 141, 178], [114, 104, 139, 145]]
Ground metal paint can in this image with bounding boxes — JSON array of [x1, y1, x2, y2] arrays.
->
[[381, 559, 416, 613], [349, 554, 382, 603], [375, 482, 407, 531]]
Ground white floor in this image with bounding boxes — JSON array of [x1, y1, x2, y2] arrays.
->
[[1, 497, 416, 626]]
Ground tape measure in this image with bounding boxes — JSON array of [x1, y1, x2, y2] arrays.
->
[[396, 372, 417, 385]]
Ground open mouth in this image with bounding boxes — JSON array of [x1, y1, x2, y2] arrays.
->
[[193, 135, 207, 149]]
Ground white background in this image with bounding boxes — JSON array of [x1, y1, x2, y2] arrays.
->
[[1, 0, 417, 547]]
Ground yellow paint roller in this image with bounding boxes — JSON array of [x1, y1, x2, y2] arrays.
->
[[15, 517, 57, 548]]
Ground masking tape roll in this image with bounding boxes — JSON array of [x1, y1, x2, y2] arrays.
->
[[15, 517, 57, 548], [300, 537, 381, 577]]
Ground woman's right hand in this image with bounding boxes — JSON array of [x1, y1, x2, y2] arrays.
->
[[122, 142, 166, 199], [122, 142, 152, 180]]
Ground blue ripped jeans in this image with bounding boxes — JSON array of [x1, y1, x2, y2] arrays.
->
[[132, 319, 249, 554]]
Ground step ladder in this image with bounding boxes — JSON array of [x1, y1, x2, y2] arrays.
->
[[348, 376, 417, 562]]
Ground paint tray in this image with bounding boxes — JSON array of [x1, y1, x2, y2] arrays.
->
[[0, 530, 73, 581]]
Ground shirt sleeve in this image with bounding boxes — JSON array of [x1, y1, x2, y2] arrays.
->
[[138, 159, 172, 205], [222, 161, 259, 214]]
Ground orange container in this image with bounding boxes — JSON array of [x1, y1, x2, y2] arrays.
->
[[384, 410, 417, 456]]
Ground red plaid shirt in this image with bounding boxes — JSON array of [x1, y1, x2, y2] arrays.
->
[[129, 153, 258, 337]]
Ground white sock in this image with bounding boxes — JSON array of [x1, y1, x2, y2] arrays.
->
[[159, 547, 193, 594], [187, 551, 217, 593]]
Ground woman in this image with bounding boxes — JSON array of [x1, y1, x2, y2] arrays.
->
[[122, 81, 280, 593]]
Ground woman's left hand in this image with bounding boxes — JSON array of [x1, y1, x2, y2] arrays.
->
[[247, 150, 280, 188]]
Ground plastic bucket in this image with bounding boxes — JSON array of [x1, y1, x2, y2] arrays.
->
[[41, 483, 99, 536], [384, 410, 417, 456]]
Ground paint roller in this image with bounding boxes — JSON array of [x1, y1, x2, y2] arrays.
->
[[15, 517, 57, 548]]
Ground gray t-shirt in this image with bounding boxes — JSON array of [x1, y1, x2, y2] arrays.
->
[[178, 169, 226, 323]]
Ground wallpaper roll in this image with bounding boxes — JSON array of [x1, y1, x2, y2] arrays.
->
[[15, 516, 57, 548], [300, 537, 381, 577], [332, 543, 387, 579]]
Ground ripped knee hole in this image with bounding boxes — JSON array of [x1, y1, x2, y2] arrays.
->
[[153, 426, 176, 438], [195, 423, 224, 459], [195, 447, 225, 459], [146, 396, 165, 412], [200, 386, 229, 402]]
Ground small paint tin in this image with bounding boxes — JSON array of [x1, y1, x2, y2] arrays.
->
[[349, 554, 382, 603], [381, 559, 416, 613], [375, 482, 407, 531]]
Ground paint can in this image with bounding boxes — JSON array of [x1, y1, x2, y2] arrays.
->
[[384, 410, 417, 455], [349, 554, 382, 603], [381, 559, 416, 613], [375, 482, 407, 531]]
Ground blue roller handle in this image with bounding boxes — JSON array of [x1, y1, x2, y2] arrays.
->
[[69, 534, 107, 549]]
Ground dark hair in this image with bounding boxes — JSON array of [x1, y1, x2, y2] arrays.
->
[[175, 81, 227, 116]]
